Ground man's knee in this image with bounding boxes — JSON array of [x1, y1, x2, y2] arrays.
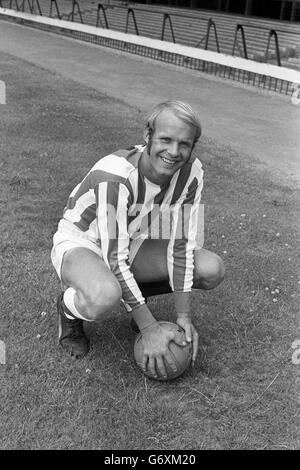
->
[[193, 250, 225, 290], [77, 280, 122, 321]]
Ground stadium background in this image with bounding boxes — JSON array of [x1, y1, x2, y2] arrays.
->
[[134, 0, 300, 22]]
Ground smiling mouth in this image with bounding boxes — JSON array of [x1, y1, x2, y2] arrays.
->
[[160, 156, 178, 166]]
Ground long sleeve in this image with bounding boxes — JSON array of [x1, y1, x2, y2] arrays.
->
[[95, 180, 146, 311], [168, 172, 203, 296]]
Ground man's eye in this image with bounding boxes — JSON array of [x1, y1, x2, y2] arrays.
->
[[161, 137, 170, 142]]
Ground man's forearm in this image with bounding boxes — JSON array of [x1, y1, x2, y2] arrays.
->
[[173, 291, 192, 317], [131, 303, 157, 330]]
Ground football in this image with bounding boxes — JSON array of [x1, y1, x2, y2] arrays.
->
[[134, 321, 192, 381]]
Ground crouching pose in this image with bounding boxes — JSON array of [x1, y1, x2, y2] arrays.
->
[[51, 100, 225, 379]]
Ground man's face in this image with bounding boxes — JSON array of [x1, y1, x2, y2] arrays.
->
[[142, 109, 196, 185]]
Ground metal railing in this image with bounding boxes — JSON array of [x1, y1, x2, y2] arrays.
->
[[6, 0, 41, 13], [2, 0, 298, 67], [49, 0, 60, 19], [196, 17, 220, 52], [161, 13, 175, 43], [205, 18, 220, 52], [92, 3, 290, 64], [236, 23, 283, 65], [232, 24, 248, 59], [96, 3, 109, 28], [24, 0, 42, 15], [125, 7, 139, 35], [265, 29, 281, 66], [8, 0, 21, 9], [71, 0, 83, 24]]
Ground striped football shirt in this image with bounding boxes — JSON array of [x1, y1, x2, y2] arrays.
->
[[59, 145, 203, 311]]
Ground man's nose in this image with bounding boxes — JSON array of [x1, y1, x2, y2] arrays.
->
[[168, 142, 179, 157]]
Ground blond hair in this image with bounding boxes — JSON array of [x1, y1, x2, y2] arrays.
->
[[144, 100, 202, 143]]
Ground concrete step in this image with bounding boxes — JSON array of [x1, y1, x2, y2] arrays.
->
[[86, 8, 300, 40], [83, 9, 298, 55], [287, 57, 300, 64], [281, 60, 300, 71], [127, 3, 300, 33]]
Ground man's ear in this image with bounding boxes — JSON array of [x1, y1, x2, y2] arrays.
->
[[144, 126, 154, 144], [143, 127, 150, 144]]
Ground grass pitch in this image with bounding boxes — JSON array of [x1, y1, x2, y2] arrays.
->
[[0, 51, 299, 450]]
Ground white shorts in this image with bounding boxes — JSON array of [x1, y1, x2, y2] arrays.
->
[[51, 221, 144, 283]]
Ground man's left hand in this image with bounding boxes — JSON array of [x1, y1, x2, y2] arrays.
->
[[176, 315, 199, 367]]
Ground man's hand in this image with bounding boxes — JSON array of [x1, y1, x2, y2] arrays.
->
[[176, 315, 199, 367], [141, 321, 187, 379]]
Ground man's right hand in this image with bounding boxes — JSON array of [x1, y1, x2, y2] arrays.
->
[[140, 321, 187, 379]]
